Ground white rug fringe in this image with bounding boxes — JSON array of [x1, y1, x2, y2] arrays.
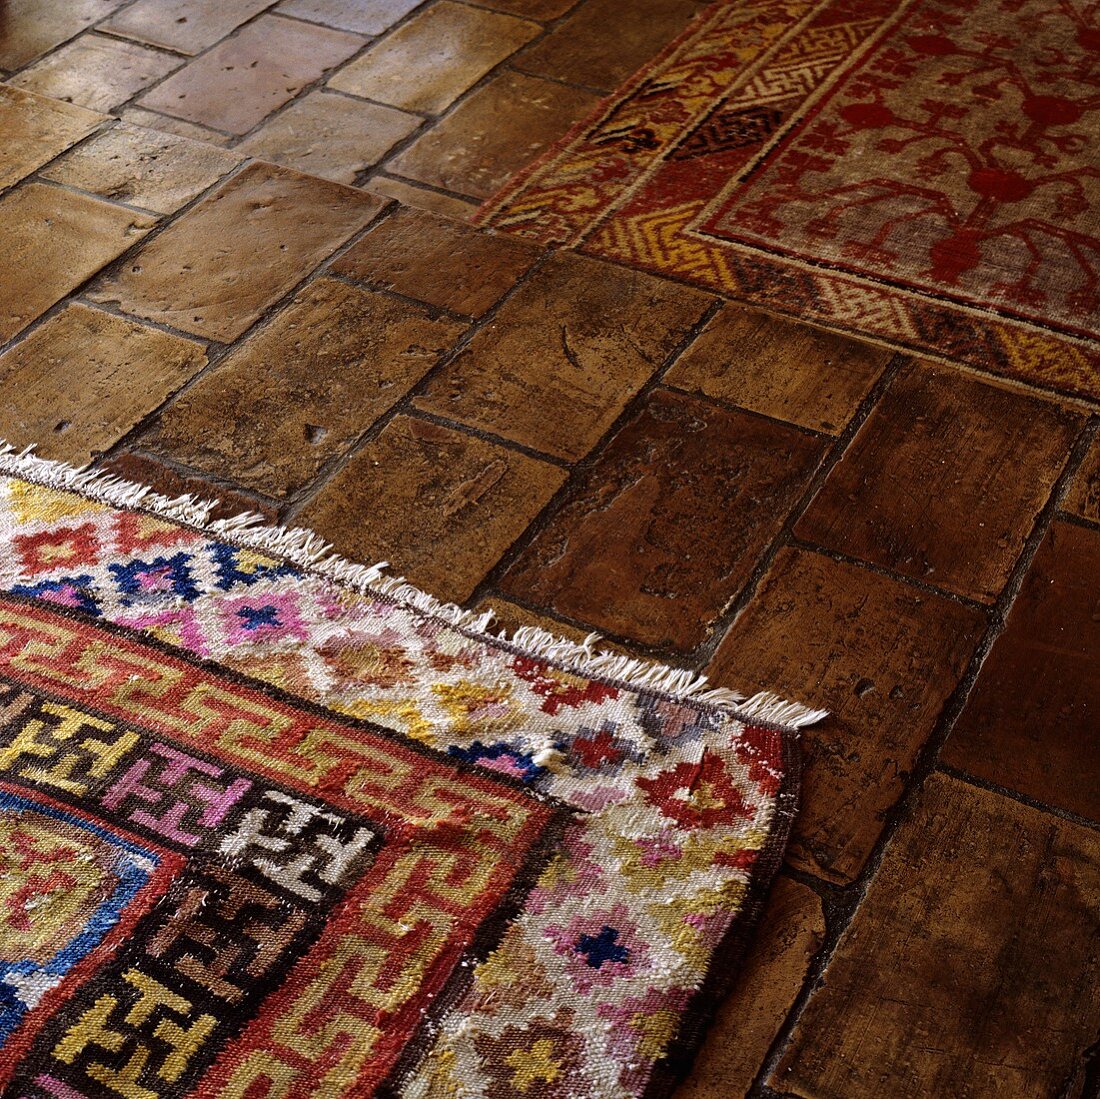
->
[[0, 443, 827, 730]]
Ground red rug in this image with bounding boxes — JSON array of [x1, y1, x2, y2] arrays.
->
[[479, 0, 1100, 401]]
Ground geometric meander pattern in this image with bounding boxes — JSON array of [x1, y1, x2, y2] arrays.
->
[[0, 476, 795, 1098]]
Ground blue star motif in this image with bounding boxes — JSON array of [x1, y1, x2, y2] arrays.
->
[[575, 926, 630, 968]]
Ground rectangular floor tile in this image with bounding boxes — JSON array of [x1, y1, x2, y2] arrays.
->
[[275, 0, 424, 35], [363, 175, 479, 220], [678, 878, 825, 1099], [87, 161, 381, 342], [500, 390, 826, 650], [41, 122, 241, 214], [0, 0, 125, 70], [331, 205, 541, 316], [120, 106, 234, 146], [237, 91, 419, 185], [709, 549, 985, 882], [97, 450, 279, 523], [512, 0, 699, 89], [103, 0, 274, 55], [941, 521, 1099, 820], [0, 86, 103, 191], [772, 773, 1100, 1098], [145, 277, 466, 497], [328, 2, 539, 114], [664, 306, 892, 434], [0, 304, 205, 464], [9, 34, 181, 114], [1063, 433, 1100, 523], [794, 362, 1082, 602], [137, 15, 364, 135], [297, 415, 567, 603], [386, 71, 600, 199], [480, 0, 581, 19], [0, 182, 155, 344], [414, 251, 710, 459]]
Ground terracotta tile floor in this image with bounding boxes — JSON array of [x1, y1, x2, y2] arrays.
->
[[1, 9, 1099, 1095]]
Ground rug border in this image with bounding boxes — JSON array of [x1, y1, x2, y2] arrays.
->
[[0, 444, 827, 732]]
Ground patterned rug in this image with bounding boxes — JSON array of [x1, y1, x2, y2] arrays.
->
[[0, 449, 822, 1099], [479, 0, 1100, 401]]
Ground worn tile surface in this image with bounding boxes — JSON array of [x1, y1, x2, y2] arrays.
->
[[502, 390, 826, 650], [665, 307, 892, 434], [238, 92, 419, 184], [137, 15, 364, 135], [415, 251, 710, 458], [0, 86, 103, 191], [146, 277, 465, 496], [1063, 434, 1100, 523], [87, 161, 381, 341], [0, 182, 155, 344], [363, 176, 479, 219], [298, 415, 567, 602], [482, 0, 581, 19], [795, 362, 1082, 602], [710, 549, 986, 882], [0, 0, 125, 71], [332, 205, 541, 315], [942, 521, 1100, 821], [676, 878, 825, 1099], [513, 0, 700, 89], [103, 0, 275, 55], [0, 304, 206, 464], [328, 2, 539, 114], [387, 71, 601, 198], [9, 34, 181, 114], [773, 773, 1100, 1098], [119, 106, 234, 146], [275, 0, 425, 35], [42, 122, 241, 213]]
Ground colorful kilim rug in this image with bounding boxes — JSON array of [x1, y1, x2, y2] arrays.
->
[[479, 0, 1100, 401], [0, 449, 822, 1099]]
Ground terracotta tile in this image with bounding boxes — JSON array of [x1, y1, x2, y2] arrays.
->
[[87, 162, 381, 342], [0, 183, 155, 344], [665, 306, 892, 435], [1063, 434, 1100, 524], [103, 0, 274, 55], [794, 361, 1082, 602], [275, 0, 424, 35], [0, 86, 103, 191], [331, 205, 541, 316], [500, 390, 826, 650], [480, 0, 581, 20], [41, 122, 241, 214], [146, 278, 465, 497], [0, 304, 205, 464], [472, 594, 637, 658], [513, 0, 700, 89], [414, 251, 710, 459], [772, 773, 1100, 1098], [709, 549, 985, 882], [137, 16, 364, 136], [120, 107, 234, 147], [9, 34, 181, 114], [386, 71, 600, 199], [0, 0, 125, 71], [328, 3, 539, 114], [942, 521, 1100, 820], [97, 450, 280, 523], [676, 878, 825, 1099], [297, 415, 567, 603], [363, 176, 478, 220], [238, 92, 419, 185]]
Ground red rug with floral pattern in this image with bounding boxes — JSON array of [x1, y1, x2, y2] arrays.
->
[[479, 0, 1100, 401]]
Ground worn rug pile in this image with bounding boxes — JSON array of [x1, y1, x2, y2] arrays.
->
[[0, 451, 820, 1099], [480, 0, 1100, 400]]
